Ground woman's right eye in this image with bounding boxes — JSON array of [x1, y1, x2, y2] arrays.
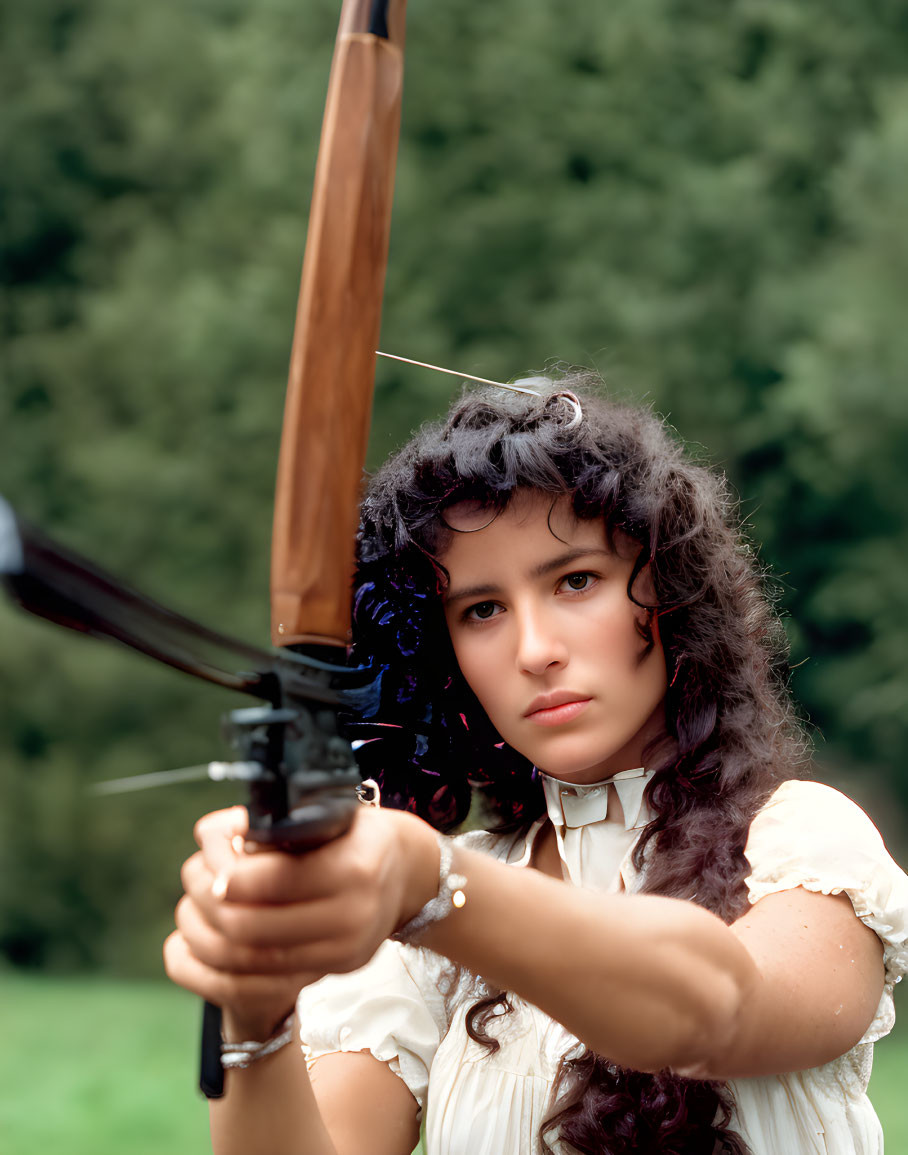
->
[[465, 600, 500, 622]]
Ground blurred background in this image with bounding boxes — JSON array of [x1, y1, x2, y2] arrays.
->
[[2, 0, 907, 1150]]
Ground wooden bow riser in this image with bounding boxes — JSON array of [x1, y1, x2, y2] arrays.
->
[[272, 4, 406, 649]]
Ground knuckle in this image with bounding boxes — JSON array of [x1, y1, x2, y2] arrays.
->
[[193, 813, 214, 845], [161, 931, 179, 973], [173, 895, 192, 929], [194, 805, 247, 847], [179, 853, 199, 893], [257, 942, 294, 973], [345, 855, 372, 892]]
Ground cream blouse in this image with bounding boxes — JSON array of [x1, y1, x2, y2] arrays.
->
[[297, 777, 908, 1154]]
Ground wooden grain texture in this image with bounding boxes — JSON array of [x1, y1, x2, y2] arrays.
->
[[271, 0, 406, 647]]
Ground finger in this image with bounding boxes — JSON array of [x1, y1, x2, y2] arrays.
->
[[177, 876, 389, 975], [163, 929, 319, 1016], [215, 849, 336, 905], [187, 818, 338, 906], [181, 851, 270, 929], [179, 869, 377, 953], [216, 817, 384, 906], [181, 851, 325, 940], [181, 849, 218, 909], [173, 891, 332, 974], [175, 895, 292, 973], [193, 806, 249, 871], [179, 841, 337, 908]]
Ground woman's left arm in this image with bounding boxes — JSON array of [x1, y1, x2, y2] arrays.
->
[[414, 834, 885, 1079], [194, 805, 884, 1080], [716, 886, 885, 1077]]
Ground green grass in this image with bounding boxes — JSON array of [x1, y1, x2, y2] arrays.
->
[[1, 973, 211, 1155], [1, 972, 905, 1154]]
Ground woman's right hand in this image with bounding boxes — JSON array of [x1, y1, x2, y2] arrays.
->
[[163, 801, 440, 1043], [163, 806, 317, 1041]]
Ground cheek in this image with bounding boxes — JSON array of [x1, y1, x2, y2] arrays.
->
[[448, 631, 488, 693], [590, 604, 667, 697], [586, 599, 649, 660], [449, 634, 510, 720]]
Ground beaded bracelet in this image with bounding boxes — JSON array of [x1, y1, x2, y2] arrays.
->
[[220, 1013, 296, 1070], [391, 832, 467, 944]]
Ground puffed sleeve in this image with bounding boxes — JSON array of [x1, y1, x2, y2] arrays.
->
[[296, 939, 449, 1114], [744, 779, 908, 1043]]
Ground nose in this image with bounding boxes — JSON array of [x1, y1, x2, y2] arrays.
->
[[514, 602, 568, 675]]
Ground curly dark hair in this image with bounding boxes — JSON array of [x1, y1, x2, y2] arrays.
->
[[347, 374, 807, 1154]]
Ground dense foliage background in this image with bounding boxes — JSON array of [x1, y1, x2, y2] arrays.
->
[[2, 0, 907, 976]]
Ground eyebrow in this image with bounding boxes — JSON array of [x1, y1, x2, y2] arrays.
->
[[444, 547, 612, 605]]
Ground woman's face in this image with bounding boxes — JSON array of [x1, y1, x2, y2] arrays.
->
[[441, 490, 667, 784]]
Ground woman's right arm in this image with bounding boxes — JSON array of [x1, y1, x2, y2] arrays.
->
[[207, 1033, 419, 1155], [162, 807, 422, 1155]]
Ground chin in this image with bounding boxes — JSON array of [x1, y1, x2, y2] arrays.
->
[[527, 739, 642, 783], [533, 757, 623, 784]]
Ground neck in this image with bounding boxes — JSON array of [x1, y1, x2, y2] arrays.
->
[[539, 766, 646, 789]]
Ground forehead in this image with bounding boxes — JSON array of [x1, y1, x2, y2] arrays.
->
[[439, 491, 613, 573]]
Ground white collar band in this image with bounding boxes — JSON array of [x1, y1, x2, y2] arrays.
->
[[540, 766, 653, 833]]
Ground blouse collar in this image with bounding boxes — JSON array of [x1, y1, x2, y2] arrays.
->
[[540, 766, 653, 832]]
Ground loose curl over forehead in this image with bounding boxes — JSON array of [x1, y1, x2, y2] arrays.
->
[[349, 375, 805, 1154]]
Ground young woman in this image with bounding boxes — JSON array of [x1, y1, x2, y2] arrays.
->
[[165, 377, 908, 1154]]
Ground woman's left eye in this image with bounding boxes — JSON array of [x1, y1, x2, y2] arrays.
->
[[560, 572, 595, 592]]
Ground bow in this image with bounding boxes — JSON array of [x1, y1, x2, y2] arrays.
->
[[0, 0, 407, 1100], [198, 0, 408, 1099]]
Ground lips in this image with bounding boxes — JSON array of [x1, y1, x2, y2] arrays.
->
[[524, 691, 591, 726]]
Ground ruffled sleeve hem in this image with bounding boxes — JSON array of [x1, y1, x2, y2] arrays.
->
[[299, 1034, 427, 1110], [744, 780, 908, 1044], [296, 939, 448, 1113]]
